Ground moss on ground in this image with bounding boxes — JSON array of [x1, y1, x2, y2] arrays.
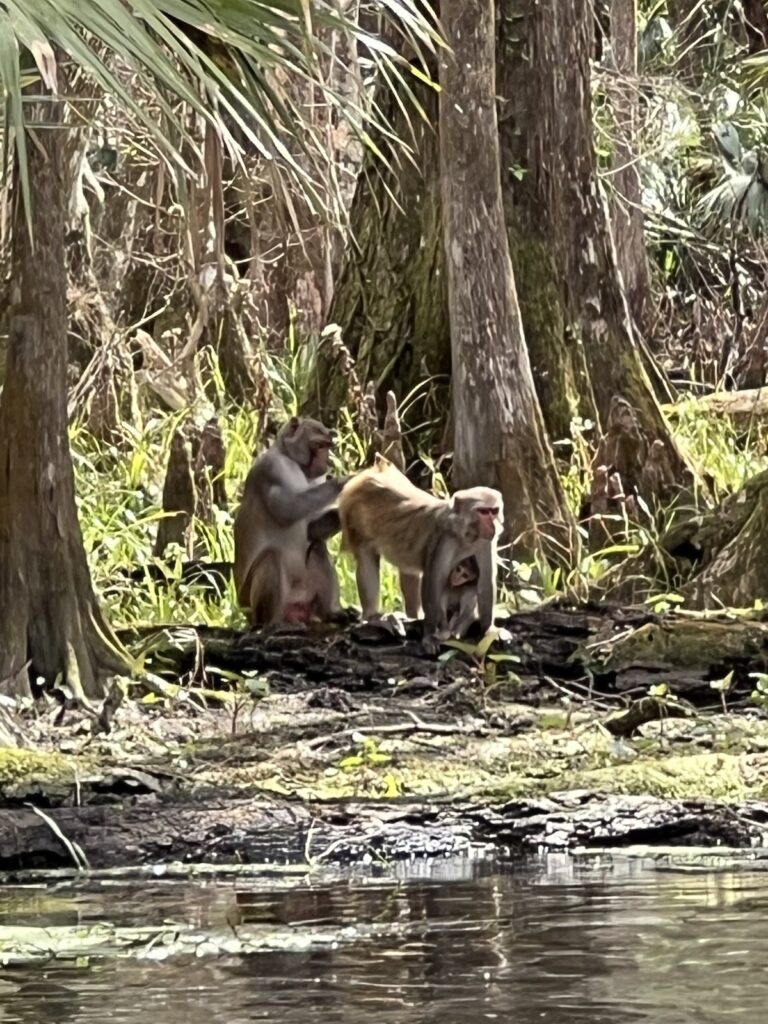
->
[[9, 692, 768, 808], [0, 748, 84, 791], [182, 702, 768, 804]]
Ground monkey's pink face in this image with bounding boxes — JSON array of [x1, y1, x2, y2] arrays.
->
[[475, 506, 500, 540], [307, 440, 332, 479], [450, 563, 476, 587]]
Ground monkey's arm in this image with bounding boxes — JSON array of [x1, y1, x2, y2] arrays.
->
[[264, 475, 345, 527], [307, 509, 341, 543], [421, 536, 458, 635], [476, 542, 497, 634]]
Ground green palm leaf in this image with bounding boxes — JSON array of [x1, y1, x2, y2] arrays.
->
[[0, 0, 443, 234]]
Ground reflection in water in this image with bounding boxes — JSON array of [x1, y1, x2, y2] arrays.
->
[[0, 853, 764, 1023]]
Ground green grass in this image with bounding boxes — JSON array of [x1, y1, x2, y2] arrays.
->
[[71, 405, 403, 629], [671, 396, 768, 497], [70, 389, 765, 629]]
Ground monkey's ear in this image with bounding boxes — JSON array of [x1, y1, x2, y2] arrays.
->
[[450, 494, 472, 517], [287, 416, 300, 434]]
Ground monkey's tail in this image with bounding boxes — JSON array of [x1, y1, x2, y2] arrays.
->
[[338, 504, 363, 555], [339, 520, 355, 554]]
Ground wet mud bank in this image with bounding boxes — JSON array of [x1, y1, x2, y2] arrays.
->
[[2, 790, 767, 876], [2, 602, 768, 873]]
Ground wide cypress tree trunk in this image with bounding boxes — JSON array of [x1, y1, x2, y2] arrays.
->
[[495, 2, 596, 445], [497, 0, 690, 502], [305, 41, 449, 427], [608, 0, 653, 332], [0, 90, 128, 699], [439, 0, 575, 560]]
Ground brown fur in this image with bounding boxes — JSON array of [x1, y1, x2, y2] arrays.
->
[[338, 454, 503, 651], [339, 455, 451, 573]]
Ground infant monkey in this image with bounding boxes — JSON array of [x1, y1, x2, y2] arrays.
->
[[445, 556, 482, 640]]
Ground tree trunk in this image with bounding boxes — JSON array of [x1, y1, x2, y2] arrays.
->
[[439, 0, 575, 560], [669, 469, 768, 610], [743, 0, 768, 53], [0, 89, 128, 700], [304, 47, 449, 430], [496, 5, 596, 445], [608, 0, 653, 333], [498, 0, 691, 504]]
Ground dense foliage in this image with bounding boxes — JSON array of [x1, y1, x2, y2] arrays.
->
[[3, 0, 768, 676]]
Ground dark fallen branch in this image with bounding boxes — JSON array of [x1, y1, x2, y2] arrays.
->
[[603, 696, 692, 738], [1, 790, 766, 874], [116, 600, 768, 704]]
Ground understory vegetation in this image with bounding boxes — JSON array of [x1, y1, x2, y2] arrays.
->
[[3, 0, 768, 824], [56, 0, 768, 641], [75, 382, 768, 633]]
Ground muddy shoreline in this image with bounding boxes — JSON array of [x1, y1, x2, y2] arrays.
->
[[2, 602, 768, 873]]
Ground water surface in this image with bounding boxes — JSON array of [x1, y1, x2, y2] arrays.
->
[[0, 853, 764, 1023]]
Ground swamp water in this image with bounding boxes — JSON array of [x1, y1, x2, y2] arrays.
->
[[0, 853, 765, 1023]]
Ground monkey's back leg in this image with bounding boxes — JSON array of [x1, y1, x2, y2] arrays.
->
[[246, 549, 290, 627], [306, 541, 342, 619], [353, 543, 382, 620]]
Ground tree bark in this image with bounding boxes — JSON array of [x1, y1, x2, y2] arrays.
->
[[304, 41, 449, 430], [439, 0, 575, 560], [608, 0, 653, 333], [496, 4, 596, 445], [497, 0, 691, 504], [0, 87, 128, 699], [670, 469, 768, 610], [743, 0, 768, 53]]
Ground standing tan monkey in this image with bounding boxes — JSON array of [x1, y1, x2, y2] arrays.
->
[[338, 455, 503, 653], [234, 417, 346, 627]]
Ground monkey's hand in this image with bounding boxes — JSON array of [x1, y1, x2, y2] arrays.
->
[[326, 606, 360, 626], [420, 632, 443, 657]]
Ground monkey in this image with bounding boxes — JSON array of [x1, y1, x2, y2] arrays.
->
[[338, 455, 503, 654], [233, 416, 347, 627], [443, 556, 482, 640]]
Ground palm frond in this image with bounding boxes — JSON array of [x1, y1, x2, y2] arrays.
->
[[698, 122, 768, 236], [0, 0, 444, 226]]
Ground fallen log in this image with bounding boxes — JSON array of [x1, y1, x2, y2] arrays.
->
[[117, 601, 768, 701], [0, 791, 765, 873], [663, 388, 768, 432]]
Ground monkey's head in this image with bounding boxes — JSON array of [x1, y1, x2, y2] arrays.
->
[[280, 416, 334, 479], [452, 488, 503, 543], [449, 557, 478, 588]]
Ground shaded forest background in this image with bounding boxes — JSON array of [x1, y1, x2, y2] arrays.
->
[[2, 0, 768, 656]]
